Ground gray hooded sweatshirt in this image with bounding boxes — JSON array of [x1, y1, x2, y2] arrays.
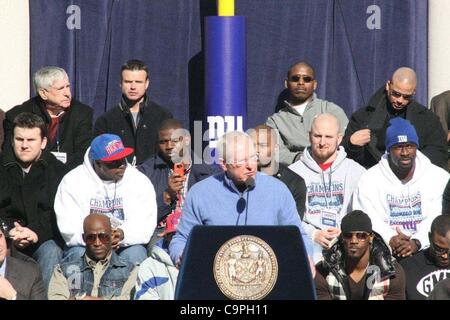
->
[[289, 146, 365, 262]]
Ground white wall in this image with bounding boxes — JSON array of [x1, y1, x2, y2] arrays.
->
[[0, 0, 30, 112], [428, 0, 450, 103]]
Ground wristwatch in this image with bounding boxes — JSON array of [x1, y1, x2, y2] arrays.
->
[[412, 239, 421, 251]]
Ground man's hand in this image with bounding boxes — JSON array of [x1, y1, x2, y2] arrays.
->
[[0, 277, 17, 300], [167, 173, 186, 199], [9, 222, 38, 249], [349, 129, 371, 146], [389, 227, 417, 258], [111, 228, 124, 251], [312, 228, 341, 249]]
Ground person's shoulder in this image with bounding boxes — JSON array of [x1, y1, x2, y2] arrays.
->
[[341, 156, 366, 172], [257, 172, 289, 190], [431, 90, 450, 103], [70, 99, 93, 112], [189, 172, 223, 192], [6, 97, 38, 117], [146, 100, 172, 116], [399, 249, 424, 268], [8, 256, 41, 275]]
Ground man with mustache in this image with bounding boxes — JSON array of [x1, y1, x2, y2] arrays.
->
[[314, 210, 405, 300], [54, 134, 157, 266], [266, 61, 348, 166], [342, 67, 447, 169], [353, 117, 449, 258]]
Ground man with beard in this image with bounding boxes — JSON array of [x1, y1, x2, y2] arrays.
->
[[342, 67, 447, 169], [400, 215, 450, 299], [315, 210, 405, 300], [54, 134, 157, 266], [266, 61, 348, 165], [248, 124, 307, 219], [289, 113, 365, 262], [94, 59, 173, 165], [353, 118, 449, 258]]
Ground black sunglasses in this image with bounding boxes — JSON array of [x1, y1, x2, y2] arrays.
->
[[84, 232, 111, 245], [288, 75, 314, 83], [98, 158, 127, 169], [342, 232, 371, 241]]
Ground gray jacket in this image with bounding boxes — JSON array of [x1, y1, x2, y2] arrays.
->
[[266, 94, 349, 165]]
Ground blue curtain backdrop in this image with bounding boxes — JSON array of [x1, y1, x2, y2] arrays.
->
[[29, 0, 428, 129]]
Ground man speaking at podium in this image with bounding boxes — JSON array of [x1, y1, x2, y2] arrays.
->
[[169, 131, 313, 270]]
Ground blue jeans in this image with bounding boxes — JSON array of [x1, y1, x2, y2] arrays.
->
[[32, 240, 63, 291], [63, 245, 147, 266], [117, 245, 147, 265]]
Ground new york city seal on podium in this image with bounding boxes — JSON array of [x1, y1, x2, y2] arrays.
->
[[213, 235, 278, 300]]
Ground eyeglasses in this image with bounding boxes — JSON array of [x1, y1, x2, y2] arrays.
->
[[84, 232, 111, 245], [98, 158, 126, 169], [429, 240, 450, 257], [229, 154, 258, 168], [388, 82, 414, 101], [342, 232, 371, 241], [288, 75, 314, 83]]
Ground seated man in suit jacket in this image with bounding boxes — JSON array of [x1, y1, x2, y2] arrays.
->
[[0, 219, 46, 300]]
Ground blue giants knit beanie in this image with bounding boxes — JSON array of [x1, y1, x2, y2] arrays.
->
[[385, 117, 419, 151]]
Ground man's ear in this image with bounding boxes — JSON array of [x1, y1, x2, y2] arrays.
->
[[284, 79, 288, 89], [219, 158, 227, 172], [38, 88, 48, 101], [41, 136, 48, 150], [337, 134, 343, 146], [313, 80, 318, 91]]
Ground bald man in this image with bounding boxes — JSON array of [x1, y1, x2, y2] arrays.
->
[[342, 67, 447, 169], [267, 61, 348, 166], [48, 214, 138, 300], [289, 113, 365, 262]]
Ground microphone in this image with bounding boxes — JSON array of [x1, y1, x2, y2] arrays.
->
[[236, 177, 255, 226], [244, 177, 255, 190]]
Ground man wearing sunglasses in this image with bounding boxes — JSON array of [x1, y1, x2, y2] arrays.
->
[[266, 61, 348, 166], [48, 214, 138, 300], [342, 67, 447, 169], [55, 134, 157, 267], [353, 118, 449, 258], [315, 210, 405, 300], [400, 215, 450, 300]]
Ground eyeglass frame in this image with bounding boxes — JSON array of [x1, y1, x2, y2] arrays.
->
[[428, 232, 450, 256], [341, 231, 372, 241], [83, 232, 111, 245], [96, 158, 127, 170], [387, 81, 415, 101], [288, 75, 315, 84]]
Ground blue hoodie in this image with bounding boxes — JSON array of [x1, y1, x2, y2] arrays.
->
[[169, 172, 313, 263]]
